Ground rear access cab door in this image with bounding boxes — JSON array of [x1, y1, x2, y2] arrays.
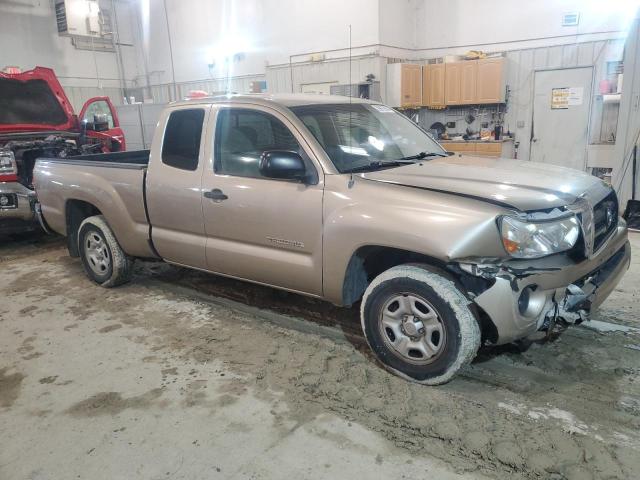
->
[[145, 105, 211, 269]]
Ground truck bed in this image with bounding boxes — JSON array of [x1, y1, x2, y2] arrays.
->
[[34, 151, 155, 258]]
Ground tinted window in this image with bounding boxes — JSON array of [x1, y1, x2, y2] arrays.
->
[[214, 109, 301, 178], [162, 109, 205, 171]]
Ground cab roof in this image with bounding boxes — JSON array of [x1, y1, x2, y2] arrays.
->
[[171, 93, 379, 109]]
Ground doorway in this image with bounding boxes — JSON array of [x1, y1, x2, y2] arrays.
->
[[530, 67, 593, 171]]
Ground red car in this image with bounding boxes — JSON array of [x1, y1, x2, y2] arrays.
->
[[0, 66, 125, 234]]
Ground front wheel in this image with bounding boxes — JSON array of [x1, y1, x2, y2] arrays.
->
[[360, 265, 480, 385], [78, 215, 133, 288]]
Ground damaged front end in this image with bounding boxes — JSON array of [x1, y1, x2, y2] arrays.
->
[[449, 211, 631, 346]]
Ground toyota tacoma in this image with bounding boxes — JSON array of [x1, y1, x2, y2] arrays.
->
[[33, 94, 630, 384]]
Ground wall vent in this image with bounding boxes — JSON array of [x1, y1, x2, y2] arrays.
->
[[55, 1, 68, 34]]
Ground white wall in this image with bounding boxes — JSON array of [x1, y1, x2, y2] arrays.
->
[[413, 0, 639, 57], [137, 0, 639, 100], [0, 0, 141, 110], [5, 0, 633, 105], [143, 0, 379, 88], [378, 0, 419, 50]]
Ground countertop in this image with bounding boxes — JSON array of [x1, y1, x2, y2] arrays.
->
[[439, 138, 514, 143]]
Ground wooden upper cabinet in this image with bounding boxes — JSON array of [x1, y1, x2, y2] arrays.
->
[[460, 60, 478, 104], [386, 63, 422, 108], [389, 58, 504, 108], [401, 64, 422, 107], [422, 64, 445, 108], [445, 62, 462, 105], [476, 58, 505, 104]]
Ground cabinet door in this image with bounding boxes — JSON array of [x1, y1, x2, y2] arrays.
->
[[440, 142, 476, 154], [445, 63, 462, 105], [411, 65, 423, 106], [475, 142, 502, 157], [476, 58, 504, 104], [401, 64, 422, 107], [423, 64, 445, 107], [460, 60, 478, 104]]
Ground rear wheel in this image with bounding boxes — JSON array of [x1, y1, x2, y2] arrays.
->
[[78, 215, 132, 287], [361, 264, 480, 385]]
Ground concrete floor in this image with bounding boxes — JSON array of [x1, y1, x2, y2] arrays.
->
[[1, 232, 639, 479]]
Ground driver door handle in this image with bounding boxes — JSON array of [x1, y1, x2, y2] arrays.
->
[[203, 188, 228, 201]]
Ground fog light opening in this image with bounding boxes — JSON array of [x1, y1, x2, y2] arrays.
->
[[518, 284, 547, 318]]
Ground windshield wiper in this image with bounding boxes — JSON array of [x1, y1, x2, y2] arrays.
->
[[342, 159, 419, 174], [342, 151, 448, 174], [398, 151, 448, 160]]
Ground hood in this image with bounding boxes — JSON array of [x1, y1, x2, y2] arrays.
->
[[361, 155, 604, 211], [0, 67, 77, 134]]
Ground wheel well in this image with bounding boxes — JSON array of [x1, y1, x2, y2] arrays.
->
[[66, 200, 102, 257], [342, 245, 499, 345], [342, 246, 448, 307]]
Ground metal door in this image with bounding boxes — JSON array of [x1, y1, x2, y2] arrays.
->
[[200, 104, 324, 297], [530, 67, 593, 170], [79, 96, 127, 151], [146, 105, 210, 269]]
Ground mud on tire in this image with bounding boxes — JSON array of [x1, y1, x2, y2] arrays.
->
[[361, 264, 480, 385], [78, 215, 133, 288]]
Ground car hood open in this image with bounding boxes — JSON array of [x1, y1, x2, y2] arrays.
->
[[361, 155, 604, 211], [0, 67, 77, 133]]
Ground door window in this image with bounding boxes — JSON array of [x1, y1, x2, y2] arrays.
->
[[83, 100, 114, 128], [214, 108, 301, 178], [161, 109, 205, 171]]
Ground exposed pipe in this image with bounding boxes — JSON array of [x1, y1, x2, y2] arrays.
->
[[110, 0, 128, 99], [162, 0, 178, 101], [133, 0, 152, 98], [89, 32, 101, 89]]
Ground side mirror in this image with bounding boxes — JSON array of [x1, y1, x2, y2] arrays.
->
[[259, 150, 307, 182], [446, 151, 456, 156]]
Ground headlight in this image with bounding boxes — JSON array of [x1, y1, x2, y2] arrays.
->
[[500, 215, 580, 258], [0, 150, 17, 176]]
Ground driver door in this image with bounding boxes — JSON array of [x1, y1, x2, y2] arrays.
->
[[200, 104, 324, 296], [79, 96, 126, 151]]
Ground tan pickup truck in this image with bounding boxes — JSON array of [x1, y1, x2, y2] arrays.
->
[[33, 94, 631, 384]]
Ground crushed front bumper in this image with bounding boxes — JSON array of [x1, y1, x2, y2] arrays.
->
[[0, 181, 37, 234], [466, 222, 630, 344]]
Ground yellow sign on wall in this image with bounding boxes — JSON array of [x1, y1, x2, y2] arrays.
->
[[551, 87, 584, 109]]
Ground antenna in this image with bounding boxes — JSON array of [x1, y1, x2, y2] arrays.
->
[[349, 24, 352, 100], [348, 24, 355, 188]]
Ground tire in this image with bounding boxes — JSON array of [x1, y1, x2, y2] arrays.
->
[[361, 264, 480, 385], [77, 215, 133, 288]]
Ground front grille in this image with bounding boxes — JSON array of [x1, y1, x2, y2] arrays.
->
[[592, 190, 618, 252]]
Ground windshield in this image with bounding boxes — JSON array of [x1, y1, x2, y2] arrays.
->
[[289, 103, 445, 173]]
